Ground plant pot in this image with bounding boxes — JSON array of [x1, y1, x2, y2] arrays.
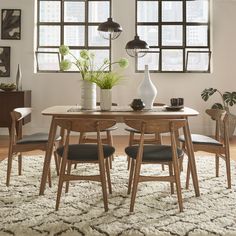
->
[[81, 80, 96, 110], [100, 89, 112, 111]]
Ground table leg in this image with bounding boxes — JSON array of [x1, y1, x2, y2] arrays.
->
[[39, 117, 57, 195], [183, 119, 200, 197]]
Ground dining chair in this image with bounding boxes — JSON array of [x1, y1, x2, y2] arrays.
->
[[125, 103, 165, 170], [78, 102, 118, 168], [179, 109, 231, 189], [6, 107, 60, 186], [55, 118, 116, 211], [124, 118, 186, 212]]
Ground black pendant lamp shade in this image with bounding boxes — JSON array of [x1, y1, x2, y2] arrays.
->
[[125, 35, 149, 57], [97, 17, 122, 40]]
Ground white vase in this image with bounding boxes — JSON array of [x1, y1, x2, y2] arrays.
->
[[137, 64, 157, 110], [81, 80, 96, 110], [100, 89, 112, 111], [16, 64, 22, 91]]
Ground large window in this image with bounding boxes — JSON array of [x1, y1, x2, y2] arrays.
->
[[36, 0, 111, 72], [136, 0, 211, 72]]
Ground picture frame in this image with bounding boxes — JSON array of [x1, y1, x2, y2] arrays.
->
[[0, 47, 11, 77], [35, 51, 60, 72], [1, 9, 21, 40]]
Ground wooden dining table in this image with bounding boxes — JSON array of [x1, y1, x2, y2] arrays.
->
[[39, 105, 200, 197]]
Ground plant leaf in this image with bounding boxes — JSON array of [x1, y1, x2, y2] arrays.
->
[[211, 103, 224, 110], [223, 92, 236, 106], [201, 88, 217, 101]]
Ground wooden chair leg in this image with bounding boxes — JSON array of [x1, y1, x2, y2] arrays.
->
[[55, 157, 67, 211], [99, 160, 109, 212], [65, 161, 72, 193], [106, 130, 113, 169], [127, 158, 135, 194], [18, 153, 22, 175], [54, 151, 60, 176], [48, 167, 52, 188], [168, 163, 174, 194], [215, 154, 219, 177], [173, 158, 183, 212], [130, 160, 141, 212], [105, 158, 112, 194], [225, 154, 231, 189], [186, 161, 191, 189], [6, 151, 13, 187], [127, 132, 134, 170]]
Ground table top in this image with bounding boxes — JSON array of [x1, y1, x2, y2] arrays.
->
[[42, 105, 199, 120]]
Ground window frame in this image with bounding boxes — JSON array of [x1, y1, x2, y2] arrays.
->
[[36, 0, 112, 73], [135, 0, 211, 73]]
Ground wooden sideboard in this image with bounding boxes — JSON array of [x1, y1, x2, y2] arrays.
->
[[0, 90, 31, 128]]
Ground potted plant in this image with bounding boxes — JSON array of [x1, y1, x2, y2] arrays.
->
[[201, 88, 236, 137], [90, 72, 124, 110], [59, 45, 128, 110]]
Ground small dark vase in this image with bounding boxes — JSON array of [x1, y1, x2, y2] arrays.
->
[[130, 99, 145, 111]]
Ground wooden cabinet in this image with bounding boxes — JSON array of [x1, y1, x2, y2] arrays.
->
[[0, 90, 31, 128]]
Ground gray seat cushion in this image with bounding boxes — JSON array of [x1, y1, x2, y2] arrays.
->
[[16, 133, 61, 144], [56, 144, 115, 161], [125, 144, 184, 162], [125, 127, 155, 134], [179, 134, 223, 146]]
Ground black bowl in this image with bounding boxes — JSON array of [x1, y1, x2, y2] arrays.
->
[[130, 99, 145, 111]]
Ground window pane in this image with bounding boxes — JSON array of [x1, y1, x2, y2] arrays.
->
[[64, 2, 85, 22], [36, 52, 60, 71], [187, 0, 208, 23], [187, 51, 210, 71], [39, 26, 60, 46], [89, 26, 109, 46], [138, 25, 158, 46], [64, 26, 85, 46], [162, 1, 182, 22], [89, 1, 109, 22], [137, 1, 158, 22], [162, 49, 183, 71], [39, 1, 61, 22], [89, 50, 110, 71], [162, 25, 183, 46], [186, 26, 208, 46], [137, 51, 160, 71]]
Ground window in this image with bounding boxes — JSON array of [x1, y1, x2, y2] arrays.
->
[[136, 0, 211, 73], [36, 0, 111, 72]]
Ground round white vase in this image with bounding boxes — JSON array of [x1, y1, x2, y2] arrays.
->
[[137, 65, 157, 110], [81, 80, 96, 110], [100, 89, 112, 111]]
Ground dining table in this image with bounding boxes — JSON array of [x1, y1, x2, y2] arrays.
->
[[39, 105, 200, 197]]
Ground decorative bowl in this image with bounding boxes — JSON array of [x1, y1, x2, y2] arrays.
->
[[0, 83, 16, 91], [130, 99, 145, 111]]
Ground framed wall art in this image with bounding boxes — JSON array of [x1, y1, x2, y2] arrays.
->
[[1, 9, 21, 40], [0, 47, 11, 77]]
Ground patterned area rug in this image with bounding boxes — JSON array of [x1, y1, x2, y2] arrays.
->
[[0, 155, 236, 236]]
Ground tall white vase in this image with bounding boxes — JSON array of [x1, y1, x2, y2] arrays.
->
[[81, 80, 96, 110], [100, 89, 112, 111], [16, 64, 22, 91], [137, 65, 157, 110]]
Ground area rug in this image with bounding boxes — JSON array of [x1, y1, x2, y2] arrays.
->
[[0, 155, 236, 236]]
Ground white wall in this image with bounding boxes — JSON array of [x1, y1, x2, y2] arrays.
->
[[0, 0, 236, 135]]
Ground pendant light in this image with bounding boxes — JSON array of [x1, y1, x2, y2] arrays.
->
[[98, 17, 122, 40], [125, 1, 149, 58]]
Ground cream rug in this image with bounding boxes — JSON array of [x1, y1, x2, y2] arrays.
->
[[0, 155, 236, 236]]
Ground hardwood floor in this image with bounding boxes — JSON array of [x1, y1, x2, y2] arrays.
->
[[1, 135, 236, 161]]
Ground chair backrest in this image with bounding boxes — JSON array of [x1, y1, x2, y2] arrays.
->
[[124, 119, 186, 134], [205, 109, 228, 142], [55, 118, 116, 134], [10, 107, 32, 143]]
